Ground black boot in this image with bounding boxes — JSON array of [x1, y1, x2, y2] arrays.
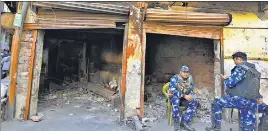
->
[[205, 114, 221, 131], [181, 122, 195, 131], [205, 124, 221, 131], [206, 104, 221, 131], [174, 119, 181, 131]]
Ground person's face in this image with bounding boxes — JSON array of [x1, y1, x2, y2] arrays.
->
[[180, 71, 189, 79], [233, 57, 243, 65]]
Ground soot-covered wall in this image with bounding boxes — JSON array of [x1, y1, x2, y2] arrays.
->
[[146, 34, 215, 89]]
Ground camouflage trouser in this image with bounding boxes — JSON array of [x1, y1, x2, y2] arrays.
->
[[170, 96, 198, 123], [212, 95, 258, 131], [1, 70, 8, 79], [258, 103, 268, 115]]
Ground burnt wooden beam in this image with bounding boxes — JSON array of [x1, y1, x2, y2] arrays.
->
[[87, 84, 116, 100]]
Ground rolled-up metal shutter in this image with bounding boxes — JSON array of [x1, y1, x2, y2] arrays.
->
[[24, 9, 129, 29], [24, 2, 130, 30], [144, 23, 222, 39], [32, 2, 130, 15], [145, 9, 232, 26]]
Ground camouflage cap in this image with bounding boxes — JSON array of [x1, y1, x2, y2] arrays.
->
[[180, 66, 189, 72]]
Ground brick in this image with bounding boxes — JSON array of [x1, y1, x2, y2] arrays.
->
[[17, 79, 28, 84], [20, 43, 32, 49], [18, 58, 30, 63], [19, 50, 31, 55], [16, 86, 27, 93], [17, 64, 29, 68], [17, 72, 29, 77], [18, 67, 30, 72]]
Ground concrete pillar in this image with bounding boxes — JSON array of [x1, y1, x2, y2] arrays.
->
[[29, 30, 45, 117], [15, 30, 35, 120], [14, 3, 42, 120], [124, 5, 144, 118]]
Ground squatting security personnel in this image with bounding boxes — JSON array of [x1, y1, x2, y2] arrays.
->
[[256, 96, 268, 129], [206, 52, 261, 131], [169, 66, 198, 131], [258, 96, 268, 116], [1, 43, 10, 79]]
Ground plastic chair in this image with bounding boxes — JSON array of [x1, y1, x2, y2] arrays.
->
[[162, 82, 187, 126]]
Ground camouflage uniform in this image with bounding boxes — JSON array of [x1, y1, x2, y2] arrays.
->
[[169, 74, 198, 123], [256, 95, 268, 124], [258, 102, 268, 115], [210, 65, 259, 131]]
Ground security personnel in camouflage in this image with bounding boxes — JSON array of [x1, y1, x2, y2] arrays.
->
[[257, 96, 268, 130], [206, 52, 261, 131], [169, 66, 198, 131], [258, 96, 268, 115]]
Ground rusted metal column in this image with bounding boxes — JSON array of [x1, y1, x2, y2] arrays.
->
[[120, 23, 129, 121], [24, 30, 38, 120], [8, 29, 21, 120], [140, 28, 146, 118], [124, 5, 144, 118], [8, 2, 29, 120]]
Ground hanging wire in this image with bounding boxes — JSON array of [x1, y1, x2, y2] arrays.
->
[[51, 7, 57, 27]]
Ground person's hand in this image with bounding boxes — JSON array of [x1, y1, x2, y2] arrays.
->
[[220, 74, 229, 80], [258, 98, 263, 104], [168, 93, 173, 97], [184, 95, 193, 101]]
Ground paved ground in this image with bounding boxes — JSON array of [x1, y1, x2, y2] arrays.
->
[[1, 88, 238, 131], [1, 104, 238, 131], [150, 121, 238, 131], [1, 101, 129, 131]]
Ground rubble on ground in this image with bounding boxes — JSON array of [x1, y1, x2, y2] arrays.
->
[[145, 92, 157, 102], [108, 77, 118, 90], [1, 98, 8, 121], [38, 81, 121, 117], [144, 95, 166, 123], [30, 112, 45, 122], [195, 88, 214, 123], [38, 79, 217, 130], [143, 83, 216, 126], [132, 116, 144, 131]]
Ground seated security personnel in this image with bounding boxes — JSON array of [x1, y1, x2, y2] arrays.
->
[[206, 52, 261, 131], [169, 66, 198, 131]]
